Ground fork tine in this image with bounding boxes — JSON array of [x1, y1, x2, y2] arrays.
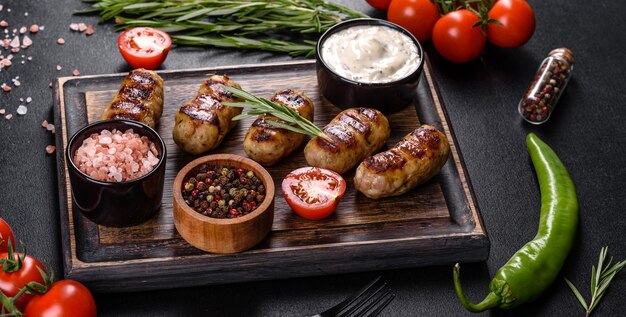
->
[[337, 280, 390, 317], [313, 276, 382, 317], [360, 292, 395, 317], [337, 283, 391, 317]]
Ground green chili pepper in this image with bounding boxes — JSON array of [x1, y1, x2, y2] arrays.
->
[[453, 133, 579, 312]]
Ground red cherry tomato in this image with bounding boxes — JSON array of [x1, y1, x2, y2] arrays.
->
[[282, 167, 346, 220], [366, 0, 392, 11], [387, 0, 440, 42], [25, 279, 97, 317], [487, 0, 535, 48], [118, 27, 172, 70], [432, 9, 486, 63], [0, 252, 46, 310], [0, 217, 14, 253]]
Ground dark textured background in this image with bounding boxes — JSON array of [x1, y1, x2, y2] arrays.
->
[[1, 0, 624, 316]]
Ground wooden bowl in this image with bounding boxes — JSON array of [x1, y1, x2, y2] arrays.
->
[[173, 154, 275, 253]]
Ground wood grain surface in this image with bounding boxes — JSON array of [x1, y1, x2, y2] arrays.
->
[[55, 60, 488, 292]]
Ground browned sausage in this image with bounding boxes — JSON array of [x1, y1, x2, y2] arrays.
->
[[243, 89, 315, 166], [304, 108, 390, 174], [101, 68, 164, 128], [172, 75, 243, 155], [354, 125, 450, 199]]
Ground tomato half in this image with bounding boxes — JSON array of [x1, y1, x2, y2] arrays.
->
[[387, 0, 440, 42], [366, 0, 392, 11], [282, 167, 346, 220], [25, 279, 97, 317], [0, 252, 46, 310], [432, 9, 486, 63], [0, 217, 14, 253], [487, 0, 535, 48], [118, 27, 172, 70]]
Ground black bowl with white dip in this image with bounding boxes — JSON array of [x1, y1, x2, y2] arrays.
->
[[316, 18, 424, 114]]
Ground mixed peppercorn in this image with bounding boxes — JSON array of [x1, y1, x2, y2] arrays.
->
[[181, 164, 265, 219], [519, 48, 574, 124]]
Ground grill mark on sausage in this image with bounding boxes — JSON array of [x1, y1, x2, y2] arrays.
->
[[357, 107, 379, 121], [363, 150, 407, 173], [118, 85, 153, 100], [129, 69, 157, 85], [411, 126, 442, 149], [272, 89, 309, 111], [395, 137, 427, 159], [340, 112, 371, 138], [106, 100, 149, 116], [202, 75, 238, 100], [179, 94, 221, 125]]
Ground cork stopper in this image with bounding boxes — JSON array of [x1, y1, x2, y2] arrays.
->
[[549, 48, 574, 65]]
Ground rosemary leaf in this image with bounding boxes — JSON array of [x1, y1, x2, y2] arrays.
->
[[564, 278, 588, 311]]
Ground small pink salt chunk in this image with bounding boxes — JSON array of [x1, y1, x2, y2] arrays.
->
[[46, 145, 56, 154]]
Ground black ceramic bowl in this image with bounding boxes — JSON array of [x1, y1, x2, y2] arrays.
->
[[316, 18, 424, 114], [66, 119, 167, 227]]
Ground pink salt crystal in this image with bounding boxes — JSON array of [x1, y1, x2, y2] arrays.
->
[[21, 35, 31, 48], [47, 123, 55, 134], [86, 25, 94, 36], [57, 38, 65, 45], [41, 120, 48, 128], [72, 69, 80, 76], [19, 26, 26, 34], [5, 114, 12, 120], [9, 36, 19, 48], [69, 23, 79, 31], [56, 65, 61, 71], [0, 21, 8, 28], [29, 24, 39, 33], [1, 59, 11, 67], [46, 145, 56, 154], [0, 109, 5, 115], [78, 23, 87, 32], [2, 84, 11, 92]]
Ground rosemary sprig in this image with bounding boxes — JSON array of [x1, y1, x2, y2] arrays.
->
[[221, 86, 328, 140], [565, 246, 625, 317], [79, 0, 367, 57]]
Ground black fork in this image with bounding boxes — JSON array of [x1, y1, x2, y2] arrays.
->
[[311, 276, 395, 317]]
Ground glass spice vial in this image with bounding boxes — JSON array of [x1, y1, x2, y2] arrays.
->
[[518, 48, 574, 124]]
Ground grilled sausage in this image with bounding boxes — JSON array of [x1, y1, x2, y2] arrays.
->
[[172, 75, 243, 155], [243, 89, 315, 166], [101, 68, 164, 128], [354, 125, 450, 199], [304, 108, 390, 174]]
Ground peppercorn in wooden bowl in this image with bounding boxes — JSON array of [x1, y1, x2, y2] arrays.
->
[[173, 154, 275, 253]]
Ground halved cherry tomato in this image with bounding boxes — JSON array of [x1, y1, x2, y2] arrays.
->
[[387, 0, 440, 42], [487, 0, 535, 48], [0, 251, 46, 310], [118, 27, 172, 70], [0, 217, 14, 253], [366, 0, 393, 11], [432, 9, 486, 63], [282, 167, 346, 220], [25, 279, 97, 317]]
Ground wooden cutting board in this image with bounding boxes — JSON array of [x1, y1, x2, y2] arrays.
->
[[54, 59, 488, 292]]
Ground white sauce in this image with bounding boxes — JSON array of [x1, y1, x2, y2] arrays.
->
[[321, 25, 420, 84]]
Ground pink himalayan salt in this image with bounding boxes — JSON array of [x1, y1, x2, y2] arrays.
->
[[73, 128, 160, 182]]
